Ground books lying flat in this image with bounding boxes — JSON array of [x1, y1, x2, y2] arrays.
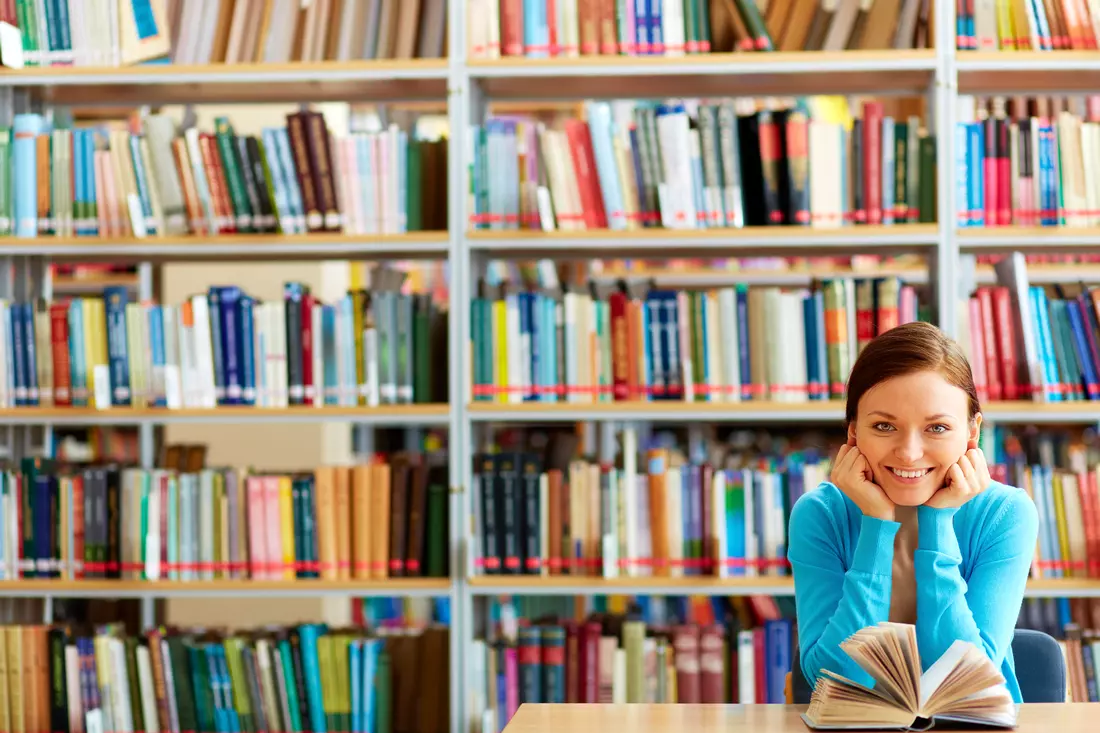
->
[[802, 622, 1017, 731]]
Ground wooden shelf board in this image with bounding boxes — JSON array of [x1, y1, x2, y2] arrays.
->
[[957, 51, 1100, 93], [466, 225, 938, 257], [0, 578, 452, 597], [2, 59, 450, 105], [959, 227, 1100, 250], [2, 232, 450, 263], [467, 575, 1100, 597], [468, 50, 937, 99], [0, 404, 450, 425]]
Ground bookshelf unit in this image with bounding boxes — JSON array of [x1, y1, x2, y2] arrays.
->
[[10, 0, 1100, 728]]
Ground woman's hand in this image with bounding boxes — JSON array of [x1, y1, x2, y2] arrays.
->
[[831, 437, 896, 522], [925, 440, 992, 510]]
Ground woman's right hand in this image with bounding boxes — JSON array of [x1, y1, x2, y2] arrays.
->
[[831, 438, 896, 522]]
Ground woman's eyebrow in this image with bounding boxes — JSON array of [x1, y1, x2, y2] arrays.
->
[[868, 411, 896, 419], [925, 414, 952, 421]]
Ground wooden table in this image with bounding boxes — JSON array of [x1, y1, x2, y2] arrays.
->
[[502, 703, 1099, 732]]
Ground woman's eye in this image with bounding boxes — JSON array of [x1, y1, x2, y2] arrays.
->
[[873, 422, 894, 431], [928, 424, 948, 434]]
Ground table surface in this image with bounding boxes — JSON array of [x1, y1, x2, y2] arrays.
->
[[502, 703, 1099, 732]]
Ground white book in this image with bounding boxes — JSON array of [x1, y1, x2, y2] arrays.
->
[[743, 470, 757, 577], [738, 630, 756, 703], [713, 471, 728, 579], [135, 646, 159, 733], [623, 427, 638, 577]]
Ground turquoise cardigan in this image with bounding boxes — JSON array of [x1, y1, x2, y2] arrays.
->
[[787, 480, 1039, 703]]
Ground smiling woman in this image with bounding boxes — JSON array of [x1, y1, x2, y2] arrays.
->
[[787, 322, 1039, 704]]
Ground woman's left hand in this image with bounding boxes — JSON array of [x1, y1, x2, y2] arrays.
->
[[925, 440, 992, 510]]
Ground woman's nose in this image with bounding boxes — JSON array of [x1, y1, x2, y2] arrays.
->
[[893, 433, 924, 463]]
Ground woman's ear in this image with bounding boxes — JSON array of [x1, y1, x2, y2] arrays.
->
[[846, 423, 857, 447], [968, 413, 983, 449]]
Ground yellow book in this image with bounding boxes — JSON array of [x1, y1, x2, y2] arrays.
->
[[7, 627, 21, 733], [280, 475, 297, 580], [1052, 473, 1072, 578], [0, 627, 8, 733]]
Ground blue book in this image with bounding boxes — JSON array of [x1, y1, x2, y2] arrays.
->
[[217, 286, 243, 405], [10, 303, 24, 406], [726, 470, 746, 576], [967, 122, 984, 227], [764, 619, 793, 704], [12, 114, 41, 238], [102, 287, 131, 406], [648, 0, 663, 53], [85, 131, 99, 235], [585, 102, 628, 230], [206, 287, 226, 404], [523, 0, 549, 57], [23, 303, 37, 406], [299, 624, 328, 733], [350, 639, 363, 733], [634, 0, 650, 54], [239, 294, 256, 405], [1066, 300, 1098, 400], [147, 304, 167, 407], [736, 286, 752, 400]]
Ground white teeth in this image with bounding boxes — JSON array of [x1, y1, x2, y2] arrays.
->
[[891, 468, 930, 479]]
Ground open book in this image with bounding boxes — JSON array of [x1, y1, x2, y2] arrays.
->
[[801, 622, 1017, 731]]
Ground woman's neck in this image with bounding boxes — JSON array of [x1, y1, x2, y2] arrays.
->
[[894, 504, 920, 529]]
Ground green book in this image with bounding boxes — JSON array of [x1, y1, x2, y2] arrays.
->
[[214, 117, 253, 232], [918, 135, 936, 224], [375, 649, 392, 733], [407, 139, 423, 231]]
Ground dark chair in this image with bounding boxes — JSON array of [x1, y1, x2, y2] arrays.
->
[[788, 628, 1066, 704]]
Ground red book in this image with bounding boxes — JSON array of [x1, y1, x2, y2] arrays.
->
[[500, 0, 525, 55], [862, 102, 884, 225], [547, 0, 560, 54], [581, 621, 601, 703], [977, 288, 1002, 400], [565, 621, 580, 702], [564, 120, 607, 229], [991, 287, 1020, 399], [49, 302, 71, 406], [996, 118, 1012, 225], [609, 291, 629, 400], [983, 118, 998, 227], [968, 296, 989, 402], [700, 626, 725, 703], [72, 474, 84, 580], [301, 292, 315, 404], [673, 626, 701, 703]]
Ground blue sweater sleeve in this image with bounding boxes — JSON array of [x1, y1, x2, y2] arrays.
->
[[914, 488, 1038, 674], [788, 487, 900, 689]]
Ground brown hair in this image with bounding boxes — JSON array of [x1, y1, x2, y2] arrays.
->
[[845, 321, 981, 427]]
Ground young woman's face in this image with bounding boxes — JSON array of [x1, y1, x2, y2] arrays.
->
[[849, 370, 981, 507]]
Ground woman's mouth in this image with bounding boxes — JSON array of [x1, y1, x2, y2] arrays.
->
[[888, 467, 933, 483]]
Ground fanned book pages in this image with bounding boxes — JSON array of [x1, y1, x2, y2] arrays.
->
[[802, 623, 1017, 731]]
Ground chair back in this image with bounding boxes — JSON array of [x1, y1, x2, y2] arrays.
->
[[789, 628, 1066, 704]]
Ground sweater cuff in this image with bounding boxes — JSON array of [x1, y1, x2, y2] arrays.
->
[[851, 514, 901, 576], [918, 505, 962, 558]]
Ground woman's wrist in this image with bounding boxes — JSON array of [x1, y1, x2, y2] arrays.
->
[[852, 514, 901, 576], [917, 504, 962, 556]]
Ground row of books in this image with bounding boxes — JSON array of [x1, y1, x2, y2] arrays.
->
[[468, 0, 929, 59], [970, 252, 1100, 403], [471, 609, 795, 732], [956, 0, 1097, 50], [955, 96, 1100, 228], [470, 101, 936, 233], [469, 276, 926, 405], [9, 0, 448, 68], [0, 621, 449, 733], [1019, 597, 1100, 702], [4, 454, 450, 582], [0, 276, 448, 410], [470, 436, 828, 577], [5, 111, 448, 240]]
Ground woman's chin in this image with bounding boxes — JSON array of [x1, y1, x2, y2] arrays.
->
[[883, 486, 937, 507]]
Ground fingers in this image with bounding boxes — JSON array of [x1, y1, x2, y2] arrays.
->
[[966, 447, 992, 489], [946, 463, 966, 491], [853, 452, 877, 485], [847, 434, 857, 447], [967, 438, 978, 451], [957, 453, 977, 485]]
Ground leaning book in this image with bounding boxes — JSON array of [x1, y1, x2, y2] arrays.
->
[[801, 622, 1017, 731]]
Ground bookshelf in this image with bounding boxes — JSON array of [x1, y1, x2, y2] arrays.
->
[[7, 0, 1100, 729]]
